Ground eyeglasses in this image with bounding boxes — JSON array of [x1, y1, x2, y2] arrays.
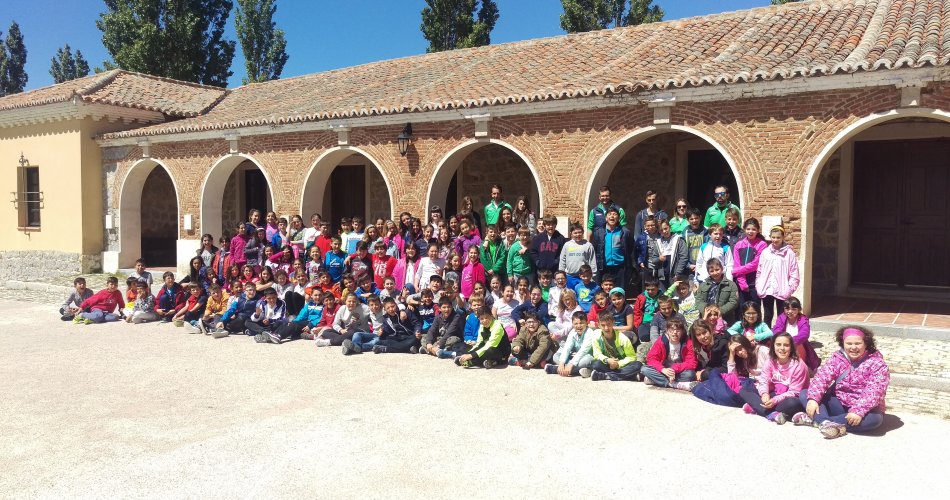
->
[[714, 192, 727, 197]]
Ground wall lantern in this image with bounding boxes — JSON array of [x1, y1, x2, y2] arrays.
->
[[397, 123, 413, 156]]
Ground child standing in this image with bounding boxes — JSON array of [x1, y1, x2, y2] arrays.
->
[[755, 226, 800, 327], [682, 208, 708, 279], [128, 258, 153, 286], [323, 235, 348, 284], [559, 224, 597, 281], [573, 265, 600, 314], [460, 245, 486, 300], [506, 228, 536, 287], [694, 224, 733, 285], [480, 224, 508, 285], [732, 218, 768, 307]]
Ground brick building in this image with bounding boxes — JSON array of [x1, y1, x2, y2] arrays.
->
[[1, 0, 948, 311]]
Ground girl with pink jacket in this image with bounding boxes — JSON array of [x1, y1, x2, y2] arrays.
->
[[732, 218, 768, 307], [755, 226, 799, 327]]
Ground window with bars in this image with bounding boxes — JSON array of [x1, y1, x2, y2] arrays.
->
[[13, 164, 42, 229]]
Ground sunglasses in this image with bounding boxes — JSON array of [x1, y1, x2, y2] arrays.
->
[[676, 205, 687, 209], [714, 192, 727, 197]]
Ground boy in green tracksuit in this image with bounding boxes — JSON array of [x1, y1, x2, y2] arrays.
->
[[455, 306, 511, 369], [591, 311, 642, 381], [480, 224, 508, 285], [506, 228, 535, 286]]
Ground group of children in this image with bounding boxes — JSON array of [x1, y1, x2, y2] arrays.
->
[[60, 187, 889, 440]]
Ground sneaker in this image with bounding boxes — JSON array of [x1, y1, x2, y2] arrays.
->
[[301, 331, 315, 340], [767, 412, 787, 425], [685, 381, 700, 392], [579, 367, 593, 378], [351, 342, 363, 354], [253, 334, 267, 343], [212, 329, 229, 339], [455, 357, 472, 368], [342, 339, 354, 355], [437, 349, 456, 359], [315, 338, 331, 347], [590, 371, 606, 381], [73, 315, 84, 324], [373, 345, 387, 354], [267, 331, 281, 345], [545, 364, 558, 375], [83, 319, 93, 325], [483, 359, 498, 369], [198, 322, 208, 335], [409, 346, 419, 354], [184, 322, 199, 334], [819, 420, 847, 439], [643, 377, 654, 386], [244, 329, 251, 336], [792, 412, 815, 427], [508, 356, 519, 366], [742, 403, 756, 415]]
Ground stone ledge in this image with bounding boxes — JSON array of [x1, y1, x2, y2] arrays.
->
[[891, 373, 950, 393], [4, 280, 71, 295], [811, 319, 950, 341]]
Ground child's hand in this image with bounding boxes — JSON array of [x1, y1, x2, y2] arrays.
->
[[559, 364, 572, 377], [661, 367, 675, 380], [607, 358, 619, 370]]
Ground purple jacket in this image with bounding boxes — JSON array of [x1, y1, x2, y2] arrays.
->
[[807, 350, 889, 417], [454, 232, 482, 261], [772, 313, 821, 370], [732, 237, 768, 292]]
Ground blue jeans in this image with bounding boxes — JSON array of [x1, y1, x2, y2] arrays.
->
[[80, 310, 120, 323], [591, 360, 642, 381], [351, 331, 379, 352], [799, 391, 885, 433], [641, 366, 696, 387]]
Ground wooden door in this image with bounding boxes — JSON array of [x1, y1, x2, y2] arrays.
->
[[687, 149, 740, 209], [852, 139, 950, 288], [330, 165, 366, 234]]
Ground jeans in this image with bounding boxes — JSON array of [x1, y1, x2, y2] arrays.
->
[[739, 386, 804, 417], [737, 285, 760, 311], [799, 391, 885, 433], [377, 335, 419, 353], [591, 360, 642, 381], [641, 366, 696, 387], [351, 331, 380, 352], [80, 310, 120, 323], [552, 352, 593, 371]]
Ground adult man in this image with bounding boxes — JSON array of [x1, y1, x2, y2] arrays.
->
[[632, 190, 669, 237], [703, 185, 740, 228], [483, 184, 512, 229], [592, 207, 635, 293], [587, 185, 627, 238]]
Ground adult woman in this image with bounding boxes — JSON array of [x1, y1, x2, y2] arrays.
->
[[796, 326, 889, 439], [668, 198, 690, 235], [755, 225, 800, 327], [498, 206, 514, 231], [458, 196, 482, 234], [512, 195, 537, 235]]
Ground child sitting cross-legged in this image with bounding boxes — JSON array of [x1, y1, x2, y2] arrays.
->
[[367, 297, 422, 354], [738, 332, 808, 425], [590, 311, 641, 382], [547, 310, 597, 378], [422, 296, 466, 356], [176, 283, 208, 334], [455, 306, 511, 369], [200, 284, 230, 337], [60, 277, 93, 321], [248, 287, 287, 344], [75, 276, 124, 324], [154, 272, 186, 323], [642, 317, 698, 390], [126, 279, 158, 324], [508, 311, 552, 370]]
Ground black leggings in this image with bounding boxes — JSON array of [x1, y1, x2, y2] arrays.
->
[[760, 295, 785, 328], [284, 291, 306, 318], [738, 385, 804, 416], [318, 329, 353, 346]]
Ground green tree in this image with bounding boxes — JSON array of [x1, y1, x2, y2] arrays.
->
[[50, 44, 91, 83], [1, 21, 28, 95], [235, 0, 288, 84], [560, 0, 663, 33], [420, 0, 499, 53], [97, 0, 236, 87]]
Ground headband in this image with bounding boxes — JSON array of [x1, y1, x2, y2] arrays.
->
[[770, 225, 786, 235], [842, 327, 864, 339]]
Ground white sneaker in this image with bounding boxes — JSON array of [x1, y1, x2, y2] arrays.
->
[[198, 321, 208, 335], [184, 322, 199, 334], [315, 338, 331, 347], [212, 329, 229, 339]]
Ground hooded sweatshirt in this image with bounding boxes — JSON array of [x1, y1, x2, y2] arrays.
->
[[755, 244, 800, 300]]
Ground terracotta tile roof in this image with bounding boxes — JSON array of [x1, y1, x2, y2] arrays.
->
[[100, 0, 949, 139], [0, 69, 226, 117]]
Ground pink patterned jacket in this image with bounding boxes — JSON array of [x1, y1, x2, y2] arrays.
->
[[806, 350, 889, 417]]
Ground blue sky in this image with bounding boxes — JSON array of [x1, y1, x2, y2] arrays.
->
[[2, 0, 768, 91]]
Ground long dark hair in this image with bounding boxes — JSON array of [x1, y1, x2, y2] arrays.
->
[[729, 334, 757, 375], [769, 332, 799, 361]]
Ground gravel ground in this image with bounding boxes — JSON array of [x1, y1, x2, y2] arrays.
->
[[2, 299, 949, 499]]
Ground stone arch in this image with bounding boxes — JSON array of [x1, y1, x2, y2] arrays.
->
[[800, 107, 950, 307], [115, 158, 180, 269], [300, 146, 394, 230], [426, 139, 545, 222], [200, 153, 276, 241], [585, 125, 744, 224]]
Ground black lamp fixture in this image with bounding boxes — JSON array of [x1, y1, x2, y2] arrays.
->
[[397, 123, 413, 156]]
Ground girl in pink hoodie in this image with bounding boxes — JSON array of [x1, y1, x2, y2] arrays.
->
[[755, 226, 800, 327], [732, 218, 768, 307], [738, 332, 808, 424]]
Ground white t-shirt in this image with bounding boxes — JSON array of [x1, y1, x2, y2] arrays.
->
[[416, 257, 445, 289]]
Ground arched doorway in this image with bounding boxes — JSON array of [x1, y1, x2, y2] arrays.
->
[[803, 109, 950, 306], [428, 140, 543, 229], [115, 159, 180, 269], [201, 154, 275, 242], [587, 127, 741, 228], [301, 147, 393, 235]]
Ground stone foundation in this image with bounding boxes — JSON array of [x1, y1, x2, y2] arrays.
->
[[0, 250, 101, 281]]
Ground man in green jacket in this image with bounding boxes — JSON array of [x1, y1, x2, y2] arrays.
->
[[703, 185, 740, 228], [483, 184, 512, 229]]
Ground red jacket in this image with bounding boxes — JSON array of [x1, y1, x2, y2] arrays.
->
[[80, 289, 124, 313], [371, 254, 396, 289], [647, 334, 698, 374], [154, 284, 187, 313]]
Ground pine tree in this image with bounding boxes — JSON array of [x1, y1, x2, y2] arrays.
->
[[97, 0, 236, 87], [560, 0, 663, 33], [1, 21, 28, 95], [0, 29, 6, 96], [235, 0, 289, 84], [50, 44, 91, 84], [420, 0, 499, 53]]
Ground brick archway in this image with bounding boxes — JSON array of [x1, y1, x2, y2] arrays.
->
[[200, 153, 276, 242], [801, 107, 950, 308], [300, 146, 394, 228], [108, 158, 180, 271], [426, 139, 545, 221], [585, 125, 743, 222]]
